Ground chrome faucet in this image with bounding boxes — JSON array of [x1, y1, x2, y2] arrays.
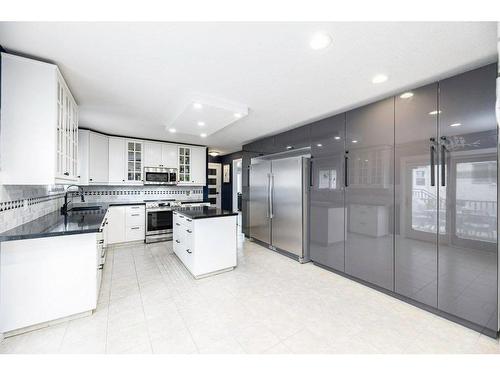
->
[[61, 185, 85, 215]]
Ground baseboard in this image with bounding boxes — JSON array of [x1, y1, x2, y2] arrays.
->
[[3, 310, 92, 338]]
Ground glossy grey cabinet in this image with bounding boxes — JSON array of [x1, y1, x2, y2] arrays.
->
[[309, 114, 346, 271], [437, 64, 498, 333], [394, 83, 439, 307], [345, 98, 395, 290], [274, 126, 311, 153]]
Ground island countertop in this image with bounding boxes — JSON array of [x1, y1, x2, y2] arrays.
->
[[173, 206, 238, 220]]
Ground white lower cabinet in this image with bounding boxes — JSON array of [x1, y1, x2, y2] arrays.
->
[[173, 211, 237, 279], [0, 232, 103, 335], [107, 205, 145, 244]]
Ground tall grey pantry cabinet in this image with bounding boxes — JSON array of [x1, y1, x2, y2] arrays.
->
[[309, 63, 498, 336], [309, 114, 346, 272], [436, 64, 498, 334]]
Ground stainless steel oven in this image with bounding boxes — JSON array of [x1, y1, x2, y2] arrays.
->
[[145, 200, 179, 243], [144, 167, 177, 185]]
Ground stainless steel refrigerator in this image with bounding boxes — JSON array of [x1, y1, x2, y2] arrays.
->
[[249, 154, 309, 262]]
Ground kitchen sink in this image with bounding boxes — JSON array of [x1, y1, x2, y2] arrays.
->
[[70, 206, 102, 211]]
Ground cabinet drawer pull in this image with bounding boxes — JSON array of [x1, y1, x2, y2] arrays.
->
[[98, 239, 104, 244], [97, 264, 104, 270], [175, 240, 180, 243], [186, 229, 192, 233], [186, 219, 192, 222], [131, 214, 140, 216], [186, 249, 192, 254], [64, 172, 69, 176], [179, 215, 184, 219], [130, 206, 141, 209], [176, 223, 180, 226], [131, 226, 140, 230]]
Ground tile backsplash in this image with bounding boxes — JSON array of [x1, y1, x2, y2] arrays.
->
[[0, 185, 203, 233]]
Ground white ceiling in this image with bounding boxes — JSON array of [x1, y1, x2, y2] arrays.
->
[[0, 22, 497, 155]]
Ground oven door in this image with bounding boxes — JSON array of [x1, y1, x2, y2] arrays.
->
[[144, 171, 169, 185], [146, 209, 173, 235]]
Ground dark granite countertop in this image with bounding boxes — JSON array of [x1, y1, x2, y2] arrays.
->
[[173, 206, 238, 220], [0, 208, 107, 242], [0, 199, 210, 242]]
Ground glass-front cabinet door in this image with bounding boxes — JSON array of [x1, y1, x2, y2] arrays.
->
[[127, 141, 143, 183], [178, 146, 191, 183]]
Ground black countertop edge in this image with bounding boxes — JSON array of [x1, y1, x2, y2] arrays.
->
[[0, 228, 102, 242], [173, 207, 238, 220]]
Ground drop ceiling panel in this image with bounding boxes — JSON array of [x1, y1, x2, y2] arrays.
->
[[169, 99, 248, 137]]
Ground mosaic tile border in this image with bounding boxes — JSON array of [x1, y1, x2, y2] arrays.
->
[[0, 194, 64, 212]]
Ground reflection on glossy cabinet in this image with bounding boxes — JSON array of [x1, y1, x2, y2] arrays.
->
[[345, 97, 395, 291], [437, 63, 498, 333]]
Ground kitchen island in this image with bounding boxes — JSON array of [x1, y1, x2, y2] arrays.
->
[[172, 207, 238, 279]]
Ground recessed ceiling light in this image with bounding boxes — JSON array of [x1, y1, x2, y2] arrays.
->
[[200, 133, 207, 138], [400, 92, 414, 99], [352, 140, 358, 143], [197, 121, 205, 127], [168, 128, 176, 133], [317, 144, 323, 147], [234, 113, 242, 118], [193, 102, 203, 110], [208, 151, 219, 157], [310, 32, 333, 50], [372, 74, 388, 84], [449, 123, 461, 127], [334, 136, 341, 140], [429, 110, 442, 115]]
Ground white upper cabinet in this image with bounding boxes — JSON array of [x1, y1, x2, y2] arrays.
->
[[162, 144, 178, 168], [178, 145, 206, 186], [0, 53, 79, 185], [191, 146, 207, 186], [144, 142, 162, 168], [88, 132, 109, 184], [144, 142, 178, 168], [108, 137, 127, 184], [81, 133, 206, 187]]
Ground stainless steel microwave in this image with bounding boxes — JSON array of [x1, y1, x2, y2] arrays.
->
[[144, 167, 177, 185]]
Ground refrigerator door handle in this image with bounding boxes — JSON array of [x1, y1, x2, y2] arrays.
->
[[430, 138, 436, 187], [269, 173, 274, 218], [440, 137, 446, 187]]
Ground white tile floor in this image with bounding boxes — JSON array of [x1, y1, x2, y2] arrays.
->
[[1, 231, 499, 354]]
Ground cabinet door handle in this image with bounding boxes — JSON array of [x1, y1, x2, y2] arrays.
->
[[430, 138, 436, 187], [186, 229, 192, 233], [309, 159, 313, 187], [186, 219, 192, 222], [175, 240, 180, 243], [64, 172, 69, 176], [176, 223, 180, 226], [97, 264, 104, 270], [98, 239, 104, 244], [90, 178, 93, 181], [186, 249, 192, 254], [440, 137, 446, 187], [344, 152, 349, 187]]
